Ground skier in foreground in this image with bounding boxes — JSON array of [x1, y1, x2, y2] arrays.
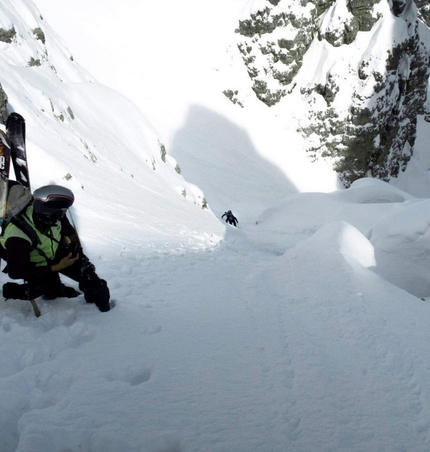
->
[[0, 185, 112, 312], [221, 210, 239, 227]]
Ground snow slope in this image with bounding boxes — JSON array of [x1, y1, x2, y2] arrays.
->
[[1, 1, 430, 451], [0, 0, 222, 256], [3, 177, 430, 452]]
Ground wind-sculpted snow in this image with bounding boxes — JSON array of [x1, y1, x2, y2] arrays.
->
[[252, 179, 430, 298], [372, 198, 430, 297], [332, 177, 414, 204], [252, 178, 410, 250]]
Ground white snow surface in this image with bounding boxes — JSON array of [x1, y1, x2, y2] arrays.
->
[[0, 1, 430, 451]]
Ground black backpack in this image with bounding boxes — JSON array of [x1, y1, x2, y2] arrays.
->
[[0, 181, 40, 253]]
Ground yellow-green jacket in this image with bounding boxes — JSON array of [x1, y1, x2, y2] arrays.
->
[[0, 205, 62, 267]]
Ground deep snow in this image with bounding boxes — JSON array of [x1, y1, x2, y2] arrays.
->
[[0, 1, 430, 451]]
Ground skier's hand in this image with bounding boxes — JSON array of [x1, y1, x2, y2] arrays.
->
[[51, 253, 80, 272], [63, 236, 80, 257]]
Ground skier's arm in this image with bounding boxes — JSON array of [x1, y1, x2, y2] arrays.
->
[[5, 236, 78, 280], [4, 237, 53, 280], [61, 216, 79, 243], [60, 216, 81, 257]]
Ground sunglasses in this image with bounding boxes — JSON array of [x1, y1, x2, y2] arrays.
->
[[38, 209, 67, 225]]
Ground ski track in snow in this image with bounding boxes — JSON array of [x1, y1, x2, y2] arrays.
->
[[1, 219, 430, 451]]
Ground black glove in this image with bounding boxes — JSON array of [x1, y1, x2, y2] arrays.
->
[[80, 277, 110, 312], [63, 236, 81, 258]]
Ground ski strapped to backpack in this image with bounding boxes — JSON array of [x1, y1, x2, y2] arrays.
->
[[0, 130, 12, 225], [1, 112, 30, 229], [0, 113, 42, 316], [1, 114, 35, 250], [6, 112, 30, 189]]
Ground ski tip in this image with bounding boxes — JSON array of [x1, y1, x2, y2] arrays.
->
[[6, 112, 25, 122], [6, 113, 25, 131]]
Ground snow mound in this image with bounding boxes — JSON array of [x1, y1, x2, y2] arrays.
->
[[284, 220, 376, 270], [267, 220, 389, 305], [251, 179, 412, 254], [371, 199, 430, 297], [333, 178, 414, 204]]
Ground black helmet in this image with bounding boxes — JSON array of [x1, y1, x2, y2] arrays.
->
[[32, 185, 74, 226]]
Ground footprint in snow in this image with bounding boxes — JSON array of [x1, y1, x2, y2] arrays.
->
[[102, 364, 152, 386], [0, 316, 95, 378]]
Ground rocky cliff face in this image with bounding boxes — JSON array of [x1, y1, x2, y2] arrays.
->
[[416, 0, 430, 26], [236, 0, 430, 187]]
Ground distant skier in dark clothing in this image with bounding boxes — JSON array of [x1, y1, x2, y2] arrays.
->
[[222, 210, 238, 227], [0, 185, 112, 312]]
